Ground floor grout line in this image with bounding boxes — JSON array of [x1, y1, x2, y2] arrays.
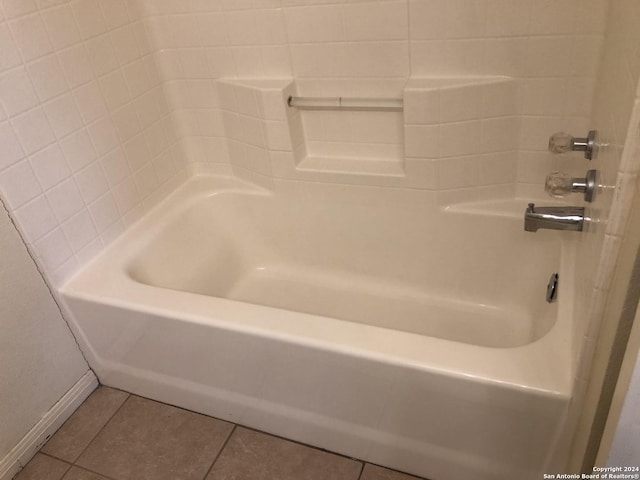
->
[[356, 461, 366, 480], [36, 390, 131, 480], [28, 452, 72, 479], [200, 424, 237, 480], [35, 452, 73, 467], [67, 388, 131, 466], [65, 463, 121, 480]]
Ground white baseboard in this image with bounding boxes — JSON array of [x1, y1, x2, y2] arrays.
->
[[0, 370, 98, 480]]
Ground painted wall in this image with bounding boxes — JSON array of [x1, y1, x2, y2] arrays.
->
[[0, 200, 88, 459], [0, 0, 188, 286], [608, 337, 640, 467]]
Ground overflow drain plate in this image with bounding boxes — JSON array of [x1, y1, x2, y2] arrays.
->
[[546, 273, 559, 303]]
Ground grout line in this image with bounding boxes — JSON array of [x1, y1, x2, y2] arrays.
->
[[65, 463, 121, 480], [64, 390, 132, 466], [32, 455, 72, 480], [200, 424, 237, 480], [34, 452, 73, 469], [356, 461, 366, 480], [405, 0, 411, 79], [279, 3, 296, 81], [35, 453, 118, 480]]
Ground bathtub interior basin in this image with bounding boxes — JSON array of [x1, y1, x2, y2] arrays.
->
[[126, 177, 564, 348], [60, 174, 576, 480]]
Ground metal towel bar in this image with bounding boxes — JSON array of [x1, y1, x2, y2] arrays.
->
[[287, 95, 403, 112]]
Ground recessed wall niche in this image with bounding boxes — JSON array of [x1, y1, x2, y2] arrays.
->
[[217, 76, 520, 195]]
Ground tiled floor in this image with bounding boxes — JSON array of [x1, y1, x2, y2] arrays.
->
[[16, 386, 425, 480]]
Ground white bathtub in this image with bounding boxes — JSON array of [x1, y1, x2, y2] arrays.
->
[[61, 175, 576, 480]]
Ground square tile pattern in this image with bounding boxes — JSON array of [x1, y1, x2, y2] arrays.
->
[[16, 387, 425, 480]]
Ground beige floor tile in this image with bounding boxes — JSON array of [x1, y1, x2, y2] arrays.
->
[[62, 466, 112, 480], [76, 395, 234, 480], [15, 453, 70, 480], [206, 427, 362, 480], [360, 464, 425, 480], [42, 386, 129, 462]]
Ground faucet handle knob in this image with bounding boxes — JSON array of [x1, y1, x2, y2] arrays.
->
[[548, 132, 573, 154], [545, 170, 598, 202], [548, 130, 597, 159], [545, 171, 573, 198]]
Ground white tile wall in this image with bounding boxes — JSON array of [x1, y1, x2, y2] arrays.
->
[[217, 78, 291, 181], [0, 0, 187, 286], [216, 75, 521, 192], [0, 0, 612, 285], [573, 0, 640, 351], [134, 0, 606, 198], [404, 77, 520, 196], [301, 108, 404, 160]]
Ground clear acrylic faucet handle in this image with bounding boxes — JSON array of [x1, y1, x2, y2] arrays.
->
[[545, 171, 572, 198], [548, 132, 573, 154]]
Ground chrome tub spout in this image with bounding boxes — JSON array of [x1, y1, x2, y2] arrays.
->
[[524, 203, 585, 232]]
